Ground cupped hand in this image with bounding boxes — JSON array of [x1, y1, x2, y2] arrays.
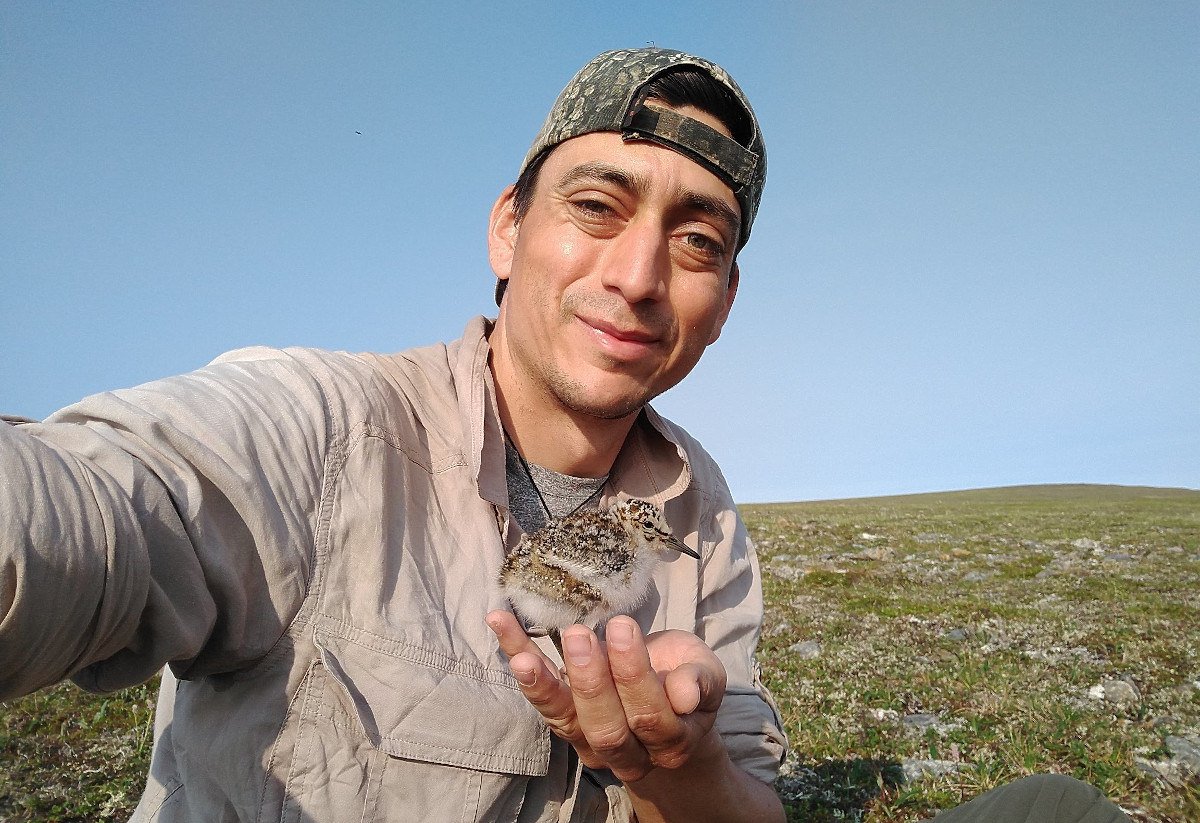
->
[[486, 610, 727, 783]]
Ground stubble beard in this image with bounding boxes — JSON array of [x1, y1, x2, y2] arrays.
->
[[539, 359, 656, 422], [531, 316, 709, 424], [541, 293, 679, 420]]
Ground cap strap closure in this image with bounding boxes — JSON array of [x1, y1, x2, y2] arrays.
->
[[621, 104, 759, 192]]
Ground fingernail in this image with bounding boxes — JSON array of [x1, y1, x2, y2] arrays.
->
[[514, 667, 536, 687], [562, 632, 592, 666], [607, 619, 634, 651]]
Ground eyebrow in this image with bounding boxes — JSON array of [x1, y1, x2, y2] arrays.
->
[[680, 192, 742, 242], [556, 161, 742, 240]]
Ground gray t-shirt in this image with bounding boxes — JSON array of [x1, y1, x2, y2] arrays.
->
[[504, 439, 607, 533]]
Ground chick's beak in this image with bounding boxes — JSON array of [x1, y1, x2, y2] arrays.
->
[[667, 534, 701, 559]]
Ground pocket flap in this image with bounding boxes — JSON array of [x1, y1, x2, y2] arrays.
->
[[314, 623, 551, 777]]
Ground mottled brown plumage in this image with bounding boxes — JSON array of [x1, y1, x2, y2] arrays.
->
[[499, 499, 699, 633]]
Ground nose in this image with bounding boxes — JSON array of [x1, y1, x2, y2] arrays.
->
[[598, 219, 669, 304]]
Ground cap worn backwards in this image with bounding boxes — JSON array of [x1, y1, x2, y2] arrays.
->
[[521, 47, 767, 251]]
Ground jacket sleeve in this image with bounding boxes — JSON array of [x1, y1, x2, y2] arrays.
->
[[0, 349, 334, 701], [696, 474, 789, 786]]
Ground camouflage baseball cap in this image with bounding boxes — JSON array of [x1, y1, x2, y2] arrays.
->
[[521, 47, 766, 250]]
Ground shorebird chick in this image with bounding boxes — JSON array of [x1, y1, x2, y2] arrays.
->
[[499, 498, 700, 634]]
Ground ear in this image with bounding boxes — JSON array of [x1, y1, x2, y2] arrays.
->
[[707, 262, 739, 345], [488, 185, 519, 282]]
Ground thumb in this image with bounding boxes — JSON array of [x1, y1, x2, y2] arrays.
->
[[662, 662, 723, 715]]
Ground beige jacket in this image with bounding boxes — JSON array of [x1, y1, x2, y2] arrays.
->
[[0, 317, 786, 822]]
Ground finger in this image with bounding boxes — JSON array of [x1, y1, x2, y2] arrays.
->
[[485, 609, 556, 669], [560, 624, 652, 780], [506, 651, 579, 726], [605, 617, 694, 766], [606, 616, 686, 722], [662, 662, 708, 715], [486, 613, 597, 757], [643, 629, 728, 710]]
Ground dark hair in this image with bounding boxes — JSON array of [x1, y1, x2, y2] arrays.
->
[[638, 68, 753, 147], [499, 68, 750, 303]]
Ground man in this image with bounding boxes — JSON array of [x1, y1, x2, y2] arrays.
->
[[1, 47, 786, 822], [0, 47, 1133, 823]]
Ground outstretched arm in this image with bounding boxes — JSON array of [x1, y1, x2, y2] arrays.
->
[[487, 610, 785, 823], [0, 351, 331, 700]]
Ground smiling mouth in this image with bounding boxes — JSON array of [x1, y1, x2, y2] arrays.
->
[[580, 316, 663, 349], [595, 321, 658, 343]]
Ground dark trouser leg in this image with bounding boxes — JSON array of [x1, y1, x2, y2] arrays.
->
[[924, 774, 1130, 822]]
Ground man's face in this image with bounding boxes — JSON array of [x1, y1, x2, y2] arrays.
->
[[488, 105, 741, 422]]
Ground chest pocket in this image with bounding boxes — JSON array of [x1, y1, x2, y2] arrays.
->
[[277, 621, 550, 823]]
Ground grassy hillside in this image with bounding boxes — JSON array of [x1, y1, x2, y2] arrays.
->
[[2, 484, 1197, 821], [745, 484, 1200, 822]]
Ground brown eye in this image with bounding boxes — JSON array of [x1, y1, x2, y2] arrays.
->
[[575, 199, 612, 217], [685, 232, 725, 257]]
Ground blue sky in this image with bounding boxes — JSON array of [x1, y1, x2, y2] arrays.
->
[[2, 2, 1197, 503]]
